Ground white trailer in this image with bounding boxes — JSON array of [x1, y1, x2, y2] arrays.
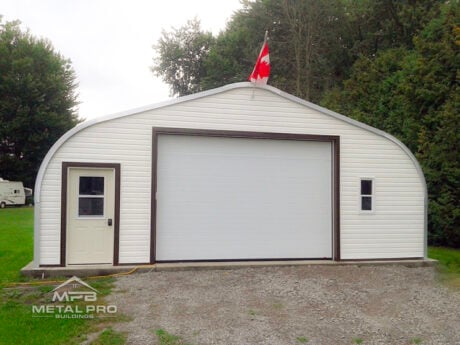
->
[[0, 178, 32, 208]]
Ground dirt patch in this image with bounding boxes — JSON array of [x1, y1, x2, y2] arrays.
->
[[106, 265, 460, 345]]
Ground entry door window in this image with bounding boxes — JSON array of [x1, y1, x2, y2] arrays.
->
[[78, 176, 104, 216]]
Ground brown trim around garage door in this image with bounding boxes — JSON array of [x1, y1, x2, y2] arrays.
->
[[60, 162, 121, 267], [151, 127, 341, 263], [333, 138, 341, 260]]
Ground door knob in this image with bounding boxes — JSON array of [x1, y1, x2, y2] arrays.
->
[[108, 218, 113, 226]]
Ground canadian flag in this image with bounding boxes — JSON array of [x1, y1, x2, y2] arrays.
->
[[248, 39, 270, 85]]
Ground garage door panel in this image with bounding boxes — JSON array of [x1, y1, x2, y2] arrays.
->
[[156, 135, 332, 261]]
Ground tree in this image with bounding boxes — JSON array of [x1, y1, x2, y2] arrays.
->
[[201, 0, 351, 102], [322, 48, 420, 152], [152, 0, 352, 102], [200, 0, 277, 90], [418, 89, 460, 247], [322, 1, 460, 247], [341, 0, 443, 58], [152, 0, 445, 103], [413, 3, 460, 247], [0, 18, 80, 188], [152, 18, 215, 97]]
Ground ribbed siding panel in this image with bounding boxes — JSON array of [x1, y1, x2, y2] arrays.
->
[[39, 87, 424, 264]]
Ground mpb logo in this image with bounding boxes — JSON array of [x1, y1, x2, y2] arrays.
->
[[52, 276, 98, 302], [32, 275, 117, 318]]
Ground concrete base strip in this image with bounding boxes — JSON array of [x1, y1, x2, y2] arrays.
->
[[20, 259, 438, 278]]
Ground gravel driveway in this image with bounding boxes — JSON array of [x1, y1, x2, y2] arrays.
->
[[106, 265, 460, 345]]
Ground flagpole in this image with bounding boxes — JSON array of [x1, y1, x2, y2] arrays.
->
[[249, 30, 270, 88]]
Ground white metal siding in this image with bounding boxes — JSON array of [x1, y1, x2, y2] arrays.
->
[[156, 135, 332, 260], [38, 86, 425, 264]]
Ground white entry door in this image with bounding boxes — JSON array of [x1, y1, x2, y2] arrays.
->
[[156, 135, 332, 261], [67, 168, 115, 264]]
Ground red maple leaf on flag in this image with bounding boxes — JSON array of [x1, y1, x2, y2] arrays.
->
[[249, 41, 270, 84]]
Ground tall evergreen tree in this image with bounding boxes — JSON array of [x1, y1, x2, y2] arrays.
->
[[414, 3, 460, 247], [322, 2, 460, 246]]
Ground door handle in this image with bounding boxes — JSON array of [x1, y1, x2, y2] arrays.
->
[[108, 218, 113, 226]]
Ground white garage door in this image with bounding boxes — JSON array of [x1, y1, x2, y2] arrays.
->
[[156, 134, 332, 261]]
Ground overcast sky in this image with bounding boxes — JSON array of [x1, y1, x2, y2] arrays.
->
[[1, 0, 243, 120]]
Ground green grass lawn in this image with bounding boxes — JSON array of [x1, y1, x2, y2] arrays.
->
[[0, 207, 34, 283], [0, 207, 120, 345], [428, 246, 460, 288]]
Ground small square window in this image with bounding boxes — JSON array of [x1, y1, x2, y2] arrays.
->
[[361, 196, 372, 211], [79, 176, 104, 195], [360, 178, 374, 212], [78, 197, 104, 216]]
